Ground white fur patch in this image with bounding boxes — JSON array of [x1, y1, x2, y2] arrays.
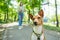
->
[[33, 26, 42, 34]]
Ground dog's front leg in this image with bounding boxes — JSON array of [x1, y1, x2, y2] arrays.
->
[[40, 33, 45, 40], [31, 33, 37, 40]]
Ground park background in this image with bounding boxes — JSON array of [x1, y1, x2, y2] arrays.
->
[[0, 0, 60, 40]]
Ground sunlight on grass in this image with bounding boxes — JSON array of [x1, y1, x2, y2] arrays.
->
[[44, 23, 60, 32], [44, 22, 60, 27]]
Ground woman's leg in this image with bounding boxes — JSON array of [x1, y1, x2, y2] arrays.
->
[[20, 13, 24, 25], [18, 15, 21, 26], [18, 13, 23, 26]]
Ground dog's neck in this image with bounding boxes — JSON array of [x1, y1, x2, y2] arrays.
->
[[33, 25, 43, 34]]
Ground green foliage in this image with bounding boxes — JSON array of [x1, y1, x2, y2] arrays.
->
[[0, 0, 43, 23], [24, 0, 43, 10], [0, 0, 18, 23], [17, 0, 28, 4], [0, 0, 11, 12]]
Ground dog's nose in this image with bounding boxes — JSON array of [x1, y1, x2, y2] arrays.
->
[[34, 22, 37, 26]]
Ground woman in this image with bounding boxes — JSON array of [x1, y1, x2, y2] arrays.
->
[[18, 2, 25, 29]]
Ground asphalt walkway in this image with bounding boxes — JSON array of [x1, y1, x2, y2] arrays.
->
[[1, 22, 60, 40]]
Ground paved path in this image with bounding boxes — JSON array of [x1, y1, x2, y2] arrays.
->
[[1, 22, 60, 40]]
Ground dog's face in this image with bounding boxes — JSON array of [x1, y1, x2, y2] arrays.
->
[[29, 9, 44, 26]]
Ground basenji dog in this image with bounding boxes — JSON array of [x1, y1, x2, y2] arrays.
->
[[29, 9, 45, 40]]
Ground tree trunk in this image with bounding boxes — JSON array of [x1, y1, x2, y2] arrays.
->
[[4, 13, 7, 22], [6, 7, 8, 22], [55, 0, 59, 27], [14, 15, 16, 21], [28, 10, 30, 23]]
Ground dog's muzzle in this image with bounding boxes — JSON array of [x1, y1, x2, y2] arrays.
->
[[34, 22, 37, 26]]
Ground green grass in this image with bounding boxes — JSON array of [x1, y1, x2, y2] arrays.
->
[[44, 24, 60, 32]]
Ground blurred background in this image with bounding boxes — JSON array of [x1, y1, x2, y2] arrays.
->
[[0, 0, 60, 31], [0, 0, 60, 40], [0, 0, 60, 27]]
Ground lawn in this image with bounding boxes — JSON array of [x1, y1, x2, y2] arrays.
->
[[44, 24, 60, 32]]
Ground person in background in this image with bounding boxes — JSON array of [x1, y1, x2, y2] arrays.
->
[[18, 2, 25, 29]]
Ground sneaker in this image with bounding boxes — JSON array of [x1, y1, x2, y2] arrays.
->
[[18, 26, 23, 29]]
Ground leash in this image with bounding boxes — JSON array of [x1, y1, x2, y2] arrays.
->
[[33, 30, 42, 40]]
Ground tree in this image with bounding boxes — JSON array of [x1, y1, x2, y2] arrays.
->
[[55, 0, 59, 27]]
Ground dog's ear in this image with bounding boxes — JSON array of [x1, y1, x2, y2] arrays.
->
[[38, 9, 44, 17], [28, 14, 33, 20]]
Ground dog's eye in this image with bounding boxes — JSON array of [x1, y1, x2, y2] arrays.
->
[[38, 17, 40, 19]]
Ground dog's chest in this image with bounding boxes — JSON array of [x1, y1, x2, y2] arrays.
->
[[33, 26, 42, 34]]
